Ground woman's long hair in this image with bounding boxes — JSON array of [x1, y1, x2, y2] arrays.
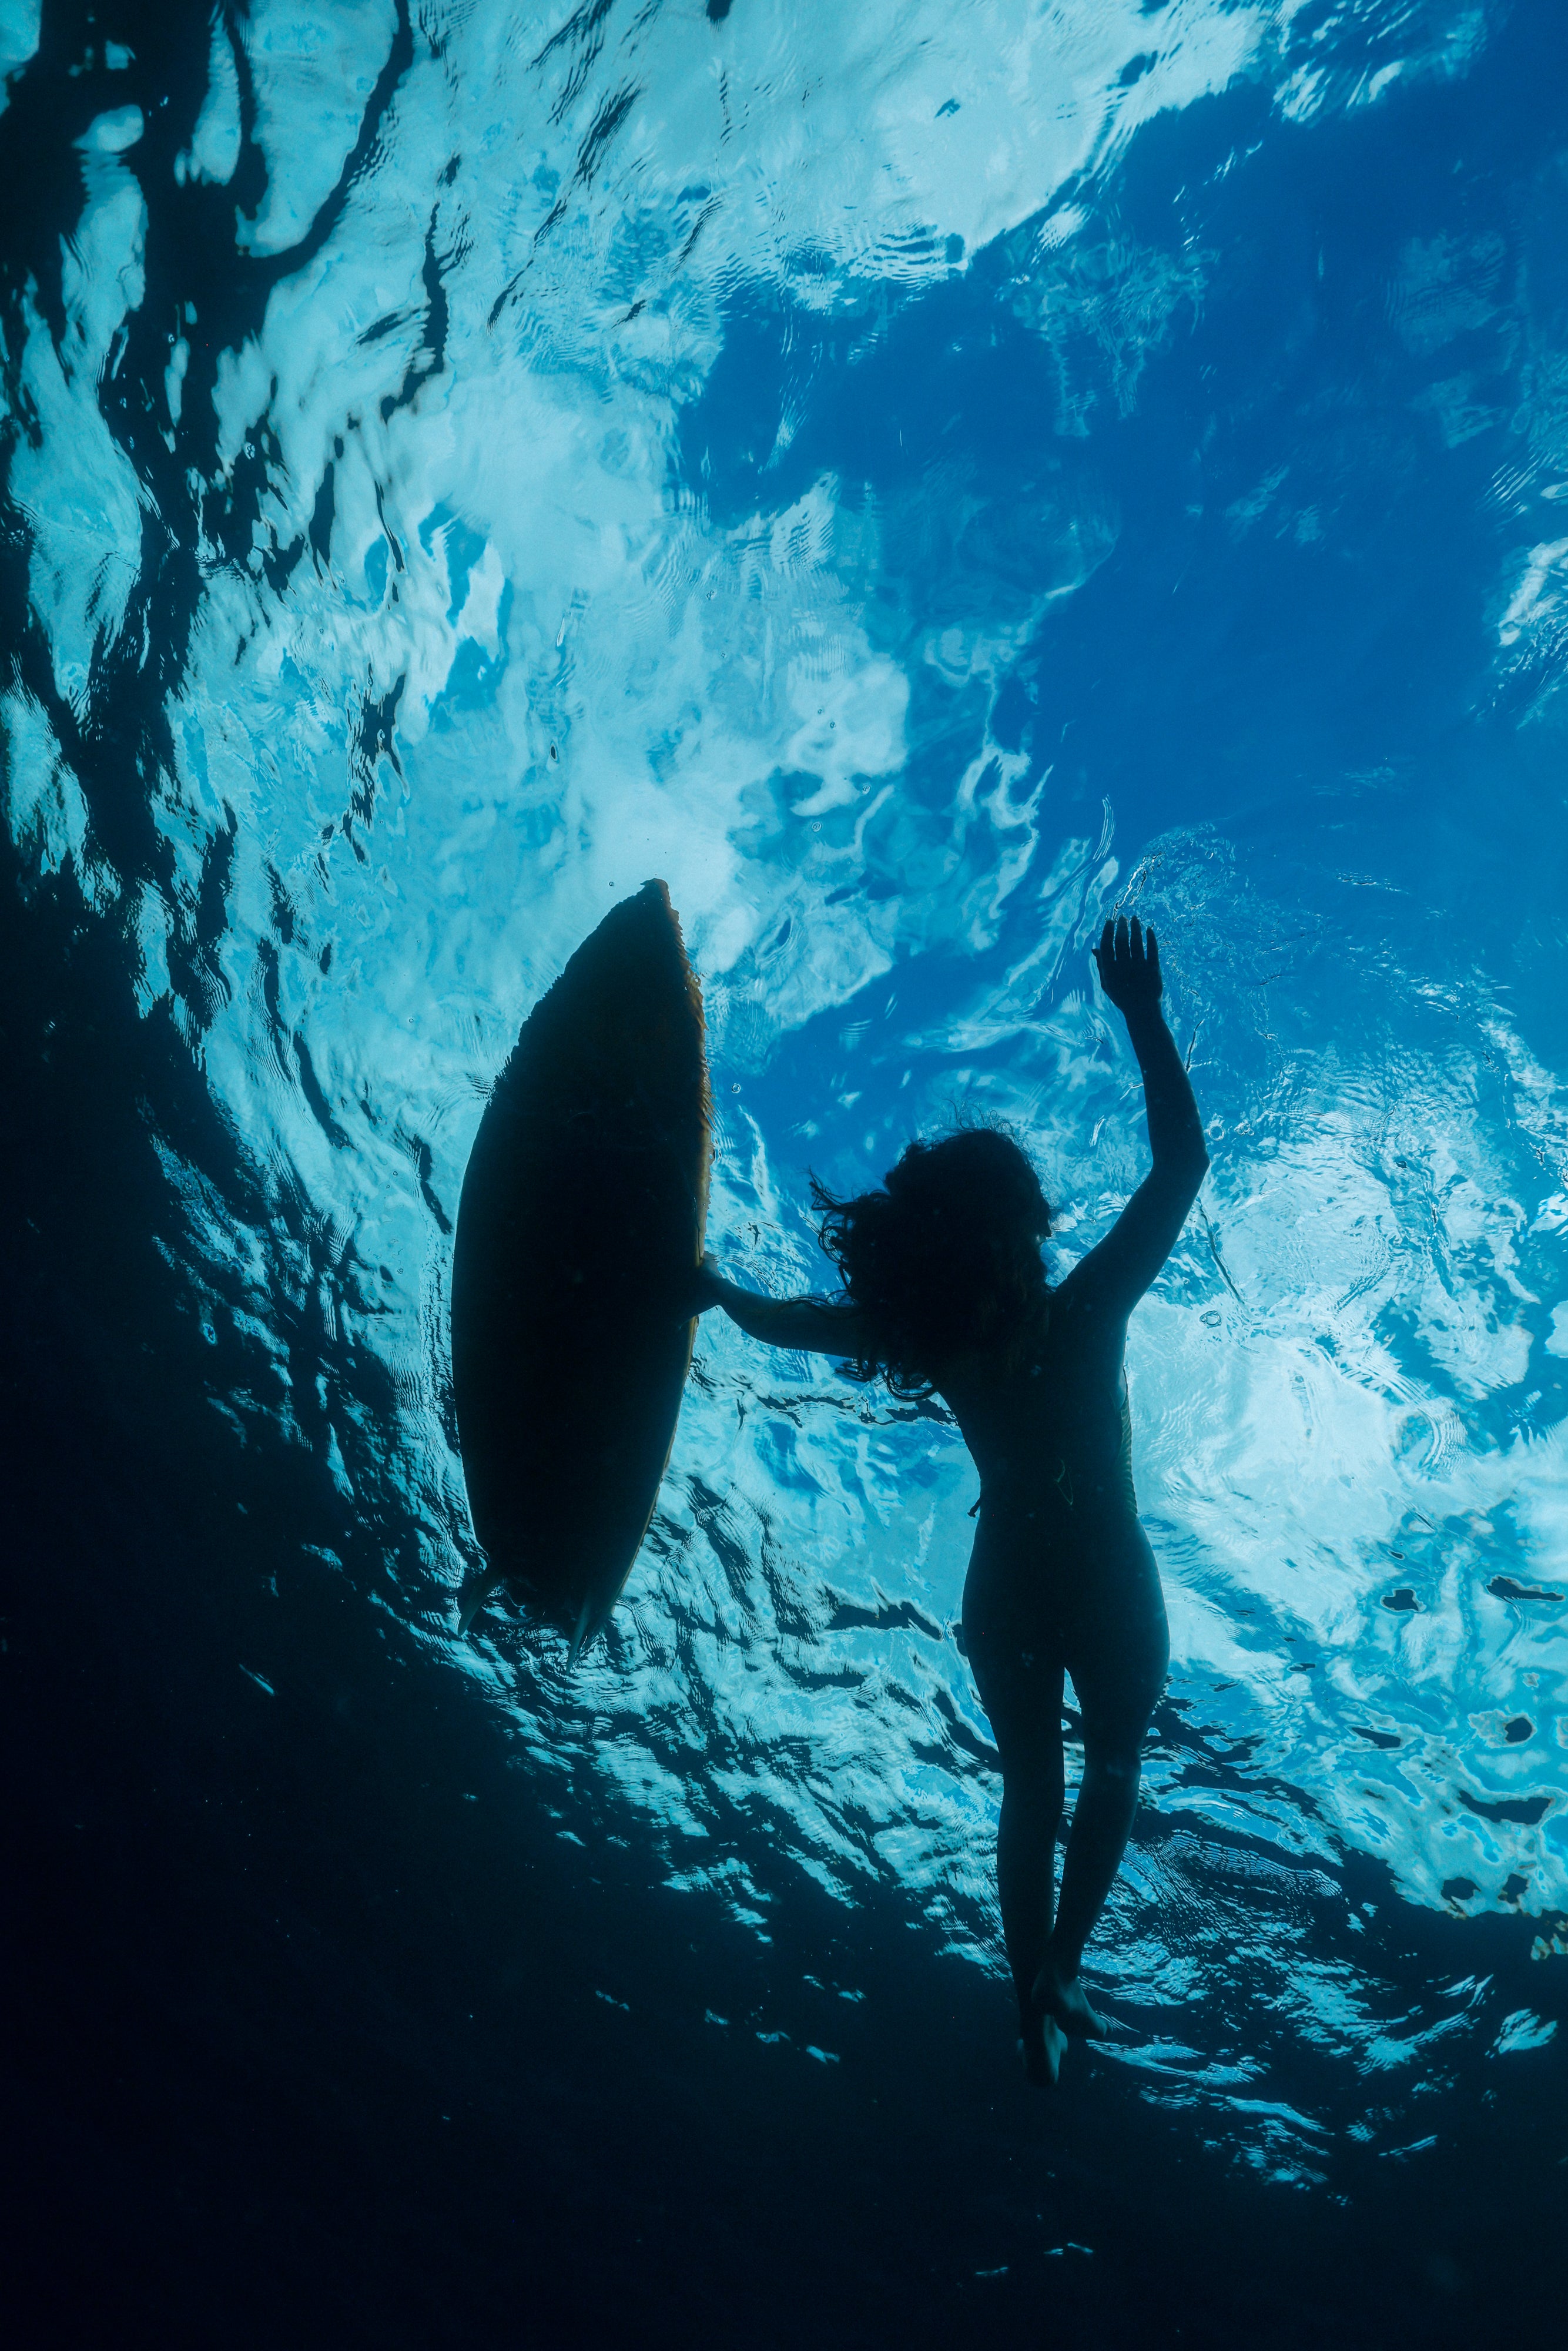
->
[[811, 1123, 1051, 1398]]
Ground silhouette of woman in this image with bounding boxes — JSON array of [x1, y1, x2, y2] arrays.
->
[[693, 916, 1208, 2083]]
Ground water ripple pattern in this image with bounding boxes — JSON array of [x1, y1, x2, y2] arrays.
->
[[3, 0, 1565, 2178]]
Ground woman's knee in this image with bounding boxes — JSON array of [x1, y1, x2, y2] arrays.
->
[[1080, 1742, 1143, 1792], [1070, 1646, 1165, 1769], [1078, 1705, 1155, 1782]]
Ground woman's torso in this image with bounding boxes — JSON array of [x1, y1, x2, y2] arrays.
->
[[937, 1278, 1144, 1570], [939, 1280, 1167, 1680]]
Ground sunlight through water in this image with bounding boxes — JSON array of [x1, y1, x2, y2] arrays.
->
[[4, 0, 1566, 2192]]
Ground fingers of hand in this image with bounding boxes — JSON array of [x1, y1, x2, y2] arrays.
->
[[1109, 913, 1155, 968], [1097, 912, 1167, 990]]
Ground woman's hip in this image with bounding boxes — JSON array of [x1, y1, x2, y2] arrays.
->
[[961, 1519, 1168, 1743]]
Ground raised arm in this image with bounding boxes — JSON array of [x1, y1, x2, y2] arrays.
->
[[693, 1256, 869, 1357], [1064, 916, 1209, 1318]]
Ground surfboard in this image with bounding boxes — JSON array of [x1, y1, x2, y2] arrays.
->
[[450, 881, 711, 1657]]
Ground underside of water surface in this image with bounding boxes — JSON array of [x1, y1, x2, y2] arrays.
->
[[2, 2, 1565, 2343]]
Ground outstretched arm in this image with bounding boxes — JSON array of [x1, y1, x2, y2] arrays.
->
[[1066, 916, 1209, 1316], [692, 1255, 869, 1357]]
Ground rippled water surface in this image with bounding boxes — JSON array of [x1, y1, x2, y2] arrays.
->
[[4, 1, 1566, 2332]]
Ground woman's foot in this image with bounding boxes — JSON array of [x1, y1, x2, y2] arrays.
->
[[1031, 1952, 1108, 2040], [1019, 2011, 1069, 2088]]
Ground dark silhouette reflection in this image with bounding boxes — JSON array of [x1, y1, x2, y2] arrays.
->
[[698, 916, 1208, 2082]]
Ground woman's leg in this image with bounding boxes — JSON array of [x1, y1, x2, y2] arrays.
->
[[1000, 1753, 1072, 2083], [966, 1623, 1069, 2083], [1038, 1737, 1143, 2033], [1034, 1549, 1169, 2038], [994, 1687, 1067, 2030]]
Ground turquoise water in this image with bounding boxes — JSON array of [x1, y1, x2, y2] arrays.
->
[[2, 2, 1564, 2336]]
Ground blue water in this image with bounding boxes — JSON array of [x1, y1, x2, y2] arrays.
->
[[2, 3, 1564, 2342]]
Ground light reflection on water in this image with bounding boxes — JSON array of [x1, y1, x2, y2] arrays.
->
[[2, 0, 1565, 2179]]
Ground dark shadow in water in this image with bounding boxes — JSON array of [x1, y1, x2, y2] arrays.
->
[[1, 796, 1563, 2349]]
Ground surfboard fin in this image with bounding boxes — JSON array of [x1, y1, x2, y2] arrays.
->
[[457, 1563, 505, 1635], [567, 1590, 596, 1667]]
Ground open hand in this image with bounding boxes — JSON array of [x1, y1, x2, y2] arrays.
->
[[1093, 914, 1161, 1015]]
